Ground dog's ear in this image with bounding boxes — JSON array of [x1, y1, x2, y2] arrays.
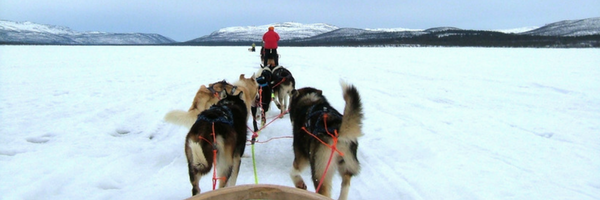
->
[[200, 85, 209, 92], [316, 89, 323, 96], [212, 83, 222, 91], [239, 74, 245, 80]]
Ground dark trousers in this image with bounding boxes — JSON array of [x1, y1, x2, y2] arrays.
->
[[263, 48, 278, 67]]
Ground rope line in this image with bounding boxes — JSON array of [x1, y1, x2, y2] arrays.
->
[[197, 122, 226, 190], [250, 87, 264, 184], [251, 143, 258, 184], [246, 135, 293, 145], [271, 77, 286, 88], [249, 85, 290, 184]]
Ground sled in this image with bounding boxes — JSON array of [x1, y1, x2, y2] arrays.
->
[[186, 184, 332, 200]]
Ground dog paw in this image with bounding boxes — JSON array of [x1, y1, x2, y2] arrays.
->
[[295, 182, 307, 190]]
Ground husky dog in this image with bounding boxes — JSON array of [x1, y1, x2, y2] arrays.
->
[[185, 91, 248, 195], [288, 81, 363, 200], [165, 74, 257, 128], [164, 80, 233, 128], [255, 65, 273, 112], [270, 65, 295, 116], [253, 65, 296, 116], [260, 47, 277, 67], [251, 66, 274, 131], [232, 74, 259, 121]]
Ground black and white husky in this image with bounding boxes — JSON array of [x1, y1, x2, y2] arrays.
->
[[184, 91, 248, 196], [270, 65, 295, 116], [288, 81, 363, 200], [252, 66, 274, 131], [255, 65, 295, 116]]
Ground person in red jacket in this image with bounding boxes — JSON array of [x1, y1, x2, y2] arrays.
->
[[262, 26, 280, 67]]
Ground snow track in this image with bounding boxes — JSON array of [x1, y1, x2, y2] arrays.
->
[[1, 46, 599, 200]]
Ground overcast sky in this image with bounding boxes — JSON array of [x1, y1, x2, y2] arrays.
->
[[1, 0, 599, 41]]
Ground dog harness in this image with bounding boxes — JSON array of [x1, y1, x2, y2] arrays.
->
[[196, 105, 234, 126], [304, 104, 342, 135], [207, 81, 237, 99], [256, 76, 269, 87], [257, 67, 273, 87]]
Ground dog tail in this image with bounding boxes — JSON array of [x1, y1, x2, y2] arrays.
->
[[339, 81, 364, 139], [164, 109, 200, 129]]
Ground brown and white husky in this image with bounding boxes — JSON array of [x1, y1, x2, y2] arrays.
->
[[184, 91, 248, 196], [164, 74, 258, 128]]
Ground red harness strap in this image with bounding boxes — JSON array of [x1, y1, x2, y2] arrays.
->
[[197, 122, 226, 190], [300, 114, 343, 193], [271, 77, 286, 88]]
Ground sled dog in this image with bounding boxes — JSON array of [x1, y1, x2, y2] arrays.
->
[[251, 66, 274, 131], [164, 74, 258, 128], [185, 91, 248, 195], [270, 65, 295, 116], [232, 74, 259, 121], [164, 80, 234, 128], [260, 47, 277, 67], [288, 81, 363, 200], [255, 66, 274, 113]]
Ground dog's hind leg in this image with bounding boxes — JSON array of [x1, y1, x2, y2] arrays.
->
[[336, 141, 360, 200], [290, 155, 309, 190], [217, 165, 233, 189], [251, 106, 260, 131], [273, 90, 281, 107], [216, 136, 234, 189], [311, 149, 336, 198], [187, 165, 202, 195], [283, 86, 292, 114], [186, 139, 213, 195], [276, 90, 286, 117], [338, 173, 353, 200], [226, 155, 242, 187]]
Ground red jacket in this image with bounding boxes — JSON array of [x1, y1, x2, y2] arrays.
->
[[262, 30, 280, 49]]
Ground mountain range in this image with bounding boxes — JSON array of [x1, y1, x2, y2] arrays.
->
[[192, 18, 600, 42], [186, 18, 600, 47], [0, 20, 175, 45], [1, 18, 599, 47], [187, 23, 513, 43]]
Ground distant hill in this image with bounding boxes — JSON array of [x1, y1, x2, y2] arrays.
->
[[187, 22, 338, 43], [184, 17, 600, 47], [522, 17, 600, 36], [0, 20, 175, 45]]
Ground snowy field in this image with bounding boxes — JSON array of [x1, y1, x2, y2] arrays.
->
[[0, 46, 599, 200]]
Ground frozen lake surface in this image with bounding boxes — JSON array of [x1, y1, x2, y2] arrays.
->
[[0, 46, 599, 200]]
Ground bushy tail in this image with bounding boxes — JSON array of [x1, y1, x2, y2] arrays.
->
[[339, 81, 364, 139], [164, 109, 200, 129]]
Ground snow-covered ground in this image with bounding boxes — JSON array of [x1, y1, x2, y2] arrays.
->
[[0, 46, 599, 200]]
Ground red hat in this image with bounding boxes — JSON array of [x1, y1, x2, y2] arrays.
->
[[268, 26, 274, 31]]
